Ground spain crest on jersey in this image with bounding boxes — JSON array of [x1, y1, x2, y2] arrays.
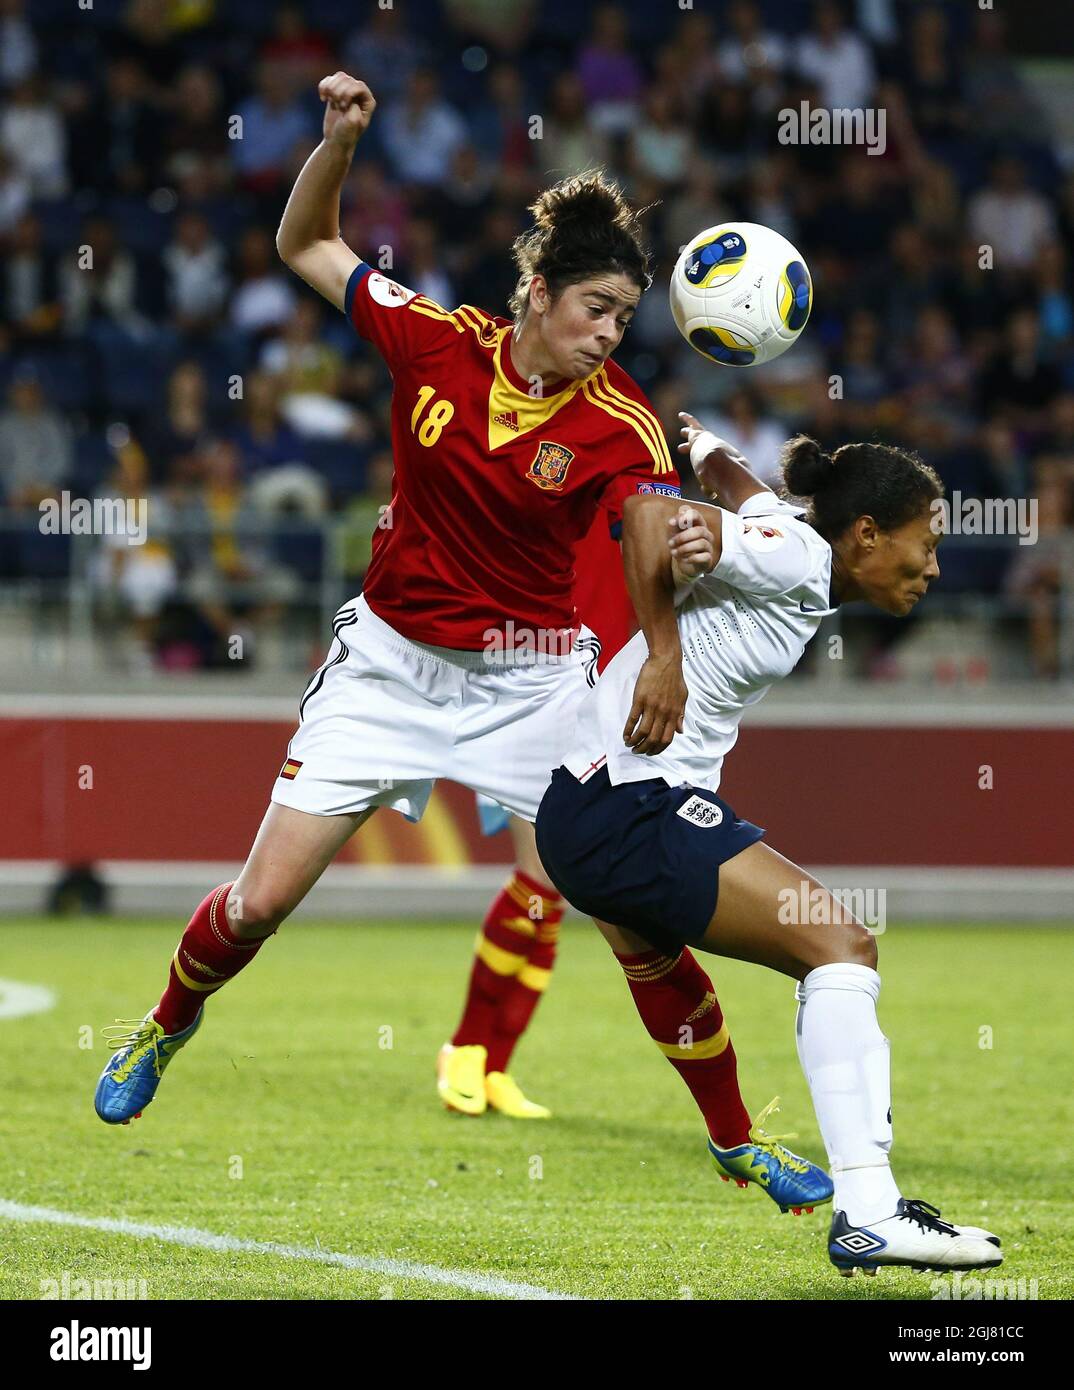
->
[[526, 440, 575, 492]]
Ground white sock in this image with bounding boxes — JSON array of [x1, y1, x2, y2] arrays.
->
[[795, 963, 902, 1226]]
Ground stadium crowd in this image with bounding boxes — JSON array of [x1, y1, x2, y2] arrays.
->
[[1, 0, 1072, 676]]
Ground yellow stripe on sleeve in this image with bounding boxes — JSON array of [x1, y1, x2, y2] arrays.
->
[[589, 372, 675, 474]]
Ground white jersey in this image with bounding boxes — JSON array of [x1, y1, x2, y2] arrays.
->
[[563, 491, 835, 794]]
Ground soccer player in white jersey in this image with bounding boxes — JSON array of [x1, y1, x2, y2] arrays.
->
[[535, 413, 1004, 1276]]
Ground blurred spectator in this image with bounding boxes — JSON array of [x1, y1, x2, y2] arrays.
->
[[261, 299, 370, 442], [343, 4, 425, 106], [834, 309, 895, 430], [693, 80, 767, 180], [1004, 455, 1073, 678], [539, 73, 607, 180], [896, 306, 973, 449], [339, 448, 395, 584], [442, 0, 537, 58], [796, 0, 876, 111], [939, 238, 1010, 365], [743, 156, 797, 242], [707, 387, 790, 490], [968, 157, 1056, 274], [90, 431, 177, 673], [163, 211, 230, 333], [428, 146, 497, 250], [2, 212, 61, 344], [341, 160, 409, 269], [0, 144, 29, 236], [59, 216, 142, 335], [0, 0, 37, 90], [232, 61, 316, 192], [76, 57, 162, 195], [178, 438, 301, 666], [230, 369, 305, 476], [468, 64, 534, 181], [628, 86, 693, 190], [403, 217, 455, 308], [457, 204, 521, 316], [0, 366, 72, 508], [163, 65, 231, 186], [378, 68, 467, 189], [664, 160, 734, 260], [717, 1, 787, 87], [118, 0, 188, 88], [0, 76, 66, 196], [910, 158, 962, 243], [141, 360, 214, 486], [1032, 243, 1074, 356], [977, 310, 1063, 433], [869, 222, 944, 344], [576, 5, 645, 138], [229, 226, 296, 339], [261, 3, 333, 95], [665, 9, 718, 108], [963, 10, 1047, 144], [892, 5, 965, 147]]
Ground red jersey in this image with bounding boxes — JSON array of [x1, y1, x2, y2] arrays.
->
[[345, 262, 681, 649], [573, 497, 636, 674]]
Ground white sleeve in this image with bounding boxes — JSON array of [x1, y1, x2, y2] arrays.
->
[[713, 502, 819, 598]]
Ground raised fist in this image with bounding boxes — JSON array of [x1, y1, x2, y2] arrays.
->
[[317, 73, 376, 149]]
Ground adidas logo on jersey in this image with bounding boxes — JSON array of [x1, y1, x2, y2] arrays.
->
[[494, 410, 519, 432]]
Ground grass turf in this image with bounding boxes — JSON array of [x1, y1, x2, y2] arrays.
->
[[0, 919, 1070, 1300]]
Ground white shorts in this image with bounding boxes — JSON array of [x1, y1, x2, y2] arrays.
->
[[271, 595, 599, 823]]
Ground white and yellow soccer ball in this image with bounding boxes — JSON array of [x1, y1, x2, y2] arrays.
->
[[669, 222, 812, 367]]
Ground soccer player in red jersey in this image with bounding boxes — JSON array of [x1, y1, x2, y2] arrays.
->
[[93, 72, 719, 1127]]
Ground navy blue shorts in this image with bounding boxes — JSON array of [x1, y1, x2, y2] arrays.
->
[[535, 765, 765, 954]]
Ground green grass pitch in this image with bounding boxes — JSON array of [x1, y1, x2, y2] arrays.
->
[[1, 919, 1070, 1300]]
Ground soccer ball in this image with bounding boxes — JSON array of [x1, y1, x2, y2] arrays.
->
[[669, 222, 812, 367]]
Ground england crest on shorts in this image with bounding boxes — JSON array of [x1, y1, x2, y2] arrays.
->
[[676, 794, 724, 827]]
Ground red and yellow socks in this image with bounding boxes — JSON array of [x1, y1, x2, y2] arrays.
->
[[616, 947, 751, 1149], [452, 869, 563, 1062], [153, 882, 267, 1035], [486, 920, 559, 1073]]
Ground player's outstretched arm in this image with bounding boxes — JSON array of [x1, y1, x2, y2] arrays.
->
[[678, 411, 772, 514], [620, 494, 691, 757], [276, 73, 376, 311]]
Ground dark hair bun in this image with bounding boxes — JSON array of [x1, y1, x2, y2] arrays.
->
[[782, 435, 834, 497], [532, 170, 637, 236]]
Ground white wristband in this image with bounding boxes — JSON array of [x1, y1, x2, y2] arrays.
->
[[688, 430, 722, 475]]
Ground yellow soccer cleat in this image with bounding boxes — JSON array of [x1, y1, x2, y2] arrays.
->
[[485, 1071, 551, 1120], [437, 1042, 487, 1116]]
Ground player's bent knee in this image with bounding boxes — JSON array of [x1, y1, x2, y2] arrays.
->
[[841, 923, 878, 970], [226, 887, 293, 939], [796, 918, 878, 974]]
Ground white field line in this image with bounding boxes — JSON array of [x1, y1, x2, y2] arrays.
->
[[0, 1199, 577, 1301], [0, 980, 57, 1020]]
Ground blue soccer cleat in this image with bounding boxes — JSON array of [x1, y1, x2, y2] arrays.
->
[[94, 1010, 203, 1125], [708, 1096, 834, 1214]]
